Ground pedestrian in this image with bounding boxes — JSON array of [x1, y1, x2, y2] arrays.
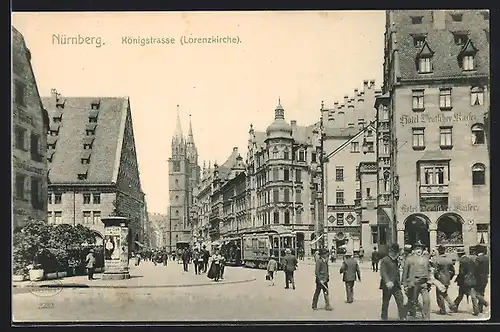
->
[[209, 249, 222, 282], [340, 251, 361, 303], [358, 246, 365, 264], [202, 245, 210, 273], [371, 246, 380, 272], [193, 249, 201, 275], [85, 249, 96, 280], [219, 254, 226, 279], [431, 245, 455, 315], [402, 241, 432, 320], [162, 250, 168, 266], [312, 248, 333, 311], [182, 249, 190, 272], [451, 246, 480, 315], [379, 243, 405, 321], [330, 246, 336, 263], [283, 248, 298, 290], [266, 255, 278, 286], [474, 244, 490, 314]]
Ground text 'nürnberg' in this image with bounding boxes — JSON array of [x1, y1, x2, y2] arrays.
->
[[52, 34, 104, 48], [121, 35, 241, 46]]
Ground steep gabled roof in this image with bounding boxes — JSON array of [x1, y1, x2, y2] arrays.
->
[[325, 124, 376, 160], [42, 96, 128, 183]]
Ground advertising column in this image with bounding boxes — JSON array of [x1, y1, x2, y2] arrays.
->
[[102, 216, 131, 280]]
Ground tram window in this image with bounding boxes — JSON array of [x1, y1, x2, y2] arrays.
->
[[273, 237, 279, 248], [252, 238, 258, 248], [258, 239, 266, 249]]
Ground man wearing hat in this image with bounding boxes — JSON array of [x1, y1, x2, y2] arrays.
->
[[402, 241, 431, 320], [379, 243, 405, 320], [312, 248, 332, 311], [474, 244, 489, 314], [451, 246, 480, 315], [283, 248, 298, 290], [340, 250, 361, 303], [85, 249, 96, 280], [431, 245, 455, 315]]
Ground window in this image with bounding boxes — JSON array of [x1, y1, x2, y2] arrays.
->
[[15, 174, 26, 199], [31, 177, 43, 209], [272, 148, 278, 159], [366, 142, 374, 152], [273, 168, 279, 181], [351, 142, 360, 153], [15, 126, 27, 150], [336, 213, 345, 226], [54, 211, 62, 224], [439, 127, 453, 148], [472, 163, 486, 185], [366, 188, 371, 198], [93, 211, 101, 225], [273, 189, 279, 202], [83, 138, 94, 150], [412, 128, 425, 149], [356, 166, 360, 181], [358, 119, 365, 127], [14, 81, 26, 107], [423, 166, 446, 185], [336, 191, 344, 205], [296, 189, 302, 203], [418, 57, 432, 73], [273, 211, 279, 224], [81, 156, 90, 164], [356, 190, 362, 200], [83, 194, 91, 204], [412, 90, 425, 110], [382, 140, 390, 155], [48, 193, 53, 204], [463, 55, 474, 71], [295, 169, 302, 182], [367, 130, 373, 137], [284, 189, 290, 202], [477, 224, 489, 244], [173, 161, 181, 172], [453, 33, 468, 45], [296, 210, 302, 224], [284, 168, 290, 181], [371, 226, 378, 244], [284, 211, 290, 225], [411, 15, 423, 24], [83, 211, 92, 224], [335, 167, 344, 181], [439, 89, 452, 109], [413, 35, 426, 47], [451, 13, 463, 22], [175, 210, 179, 217], [54, 193, 62, 204], [471, 124, 485, 144], [30, 133, 42, 161], [311, 152, 317, 163], [382, 106, 389, 120], [284, 149, 289, 160], [471, 87, 484, 106], [93, 193, 101, 204], [298, 150, 305, 162]]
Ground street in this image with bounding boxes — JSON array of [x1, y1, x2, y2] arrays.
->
[[12, 260, 489, 322]]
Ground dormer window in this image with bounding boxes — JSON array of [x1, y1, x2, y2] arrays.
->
[[55, 99, 65, 109], [81, 150, 91, 164], [453, 32, 469, 45], [411, 15, 423, 24], [47, 136, 58, 149], [451, 13, 463, 22], [86, 123, 97, 136], [458, 40, 478, 71], [89, 110, 99, 123], [77, 165, 89, 180], [52, 111, 63, 123], [49, 123, 60, 136], [416, 42, 434, 74], [91, 99, 101, 110], [413, 35, 426, 48], [83, 137, 95, 149], [47, 151, 55, 162]]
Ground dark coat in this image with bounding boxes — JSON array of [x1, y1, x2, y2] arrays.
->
[[455, 255, 477, 287], [283, 254, 298, 272], [371, 250, 380, 262], [379, 255, 401, 289], [432, 254, 455, 286], [315, 257, 329, 283], [475, 254, 489, 286], [340, 258, 361, 282]]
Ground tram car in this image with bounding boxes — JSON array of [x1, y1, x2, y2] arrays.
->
[[220, 237, 243, 266], [241, 225, 297, 270]]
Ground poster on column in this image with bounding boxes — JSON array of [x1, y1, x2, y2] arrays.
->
[[120, 226, 129, 264], [104, 226, 121, 261]]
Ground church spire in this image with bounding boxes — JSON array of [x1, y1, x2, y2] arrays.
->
[[187, 114, 194, 144], [174, 104, 183, 138]]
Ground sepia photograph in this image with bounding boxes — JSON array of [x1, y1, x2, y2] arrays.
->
[[11, 10, 490, 323]]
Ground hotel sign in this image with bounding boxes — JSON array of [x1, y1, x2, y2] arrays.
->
[[400, 203, 479, 213], [400, 112, 477, 127]]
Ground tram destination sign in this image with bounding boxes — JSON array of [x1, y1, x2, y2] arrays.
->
[[400, 203, 479, 213]]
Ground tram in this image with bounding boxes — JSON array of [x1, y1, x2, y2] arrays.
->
[[241, 225, 297, 270], [220, 236, 243, 266]]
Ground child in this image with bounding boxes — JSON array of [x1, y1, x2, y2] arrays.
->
[[267, 255, 278, 286]]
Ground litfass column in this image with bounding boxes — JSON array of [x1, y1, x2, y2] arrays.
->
[[102, 216, 130, 280]]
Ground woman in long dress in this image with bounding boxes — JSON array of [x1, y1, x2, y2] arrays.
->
[[207, 249, 222, 282]]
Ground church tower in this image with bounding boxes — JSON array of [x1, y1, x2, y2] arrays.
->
[[168, 105, 200, 248]]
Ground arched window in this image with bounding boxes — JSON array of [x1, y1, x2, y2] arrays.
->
[[272, 147, 278, 159], [283, 148, 289, 160], [284, 210, 290, 225], [472, 163, 486, 185], [471, 124, 485, 145]]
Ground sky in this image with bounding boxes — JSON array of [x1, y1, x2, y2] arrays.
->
[[12, 11, 385, 214]]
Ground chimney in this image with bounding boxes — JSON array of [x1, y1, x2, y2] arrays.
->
[[344, 95, 349, 104], [433, 10, 446, 30], [370, 79, 376, 88], [354, 89, 359, 96], [363, 80, 369, 88], [334, 102, 339, 108]]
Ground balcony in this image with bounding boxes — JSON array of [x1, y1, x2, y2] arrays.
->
[[419, 184, 449, 197]]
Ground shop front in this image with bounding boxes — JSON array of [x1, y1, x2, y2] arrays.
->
[[326, 226, 361, 256]]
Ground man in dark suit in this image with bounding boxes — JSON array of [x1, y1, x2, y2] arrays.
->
[[340, 251, 361, 303], [371, 247, 380, 272], [431, 245, 455, 315], [474, 244, 489, 314], [283, 248, 298, 290], [312, 248, 332, 311], [379, 243, 405, 321], [451, 246, 479, 315]]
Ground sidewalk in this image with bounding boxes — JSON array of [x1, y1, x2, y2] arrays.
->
[[300, 257, 376, 269], [12, 261, 255, 289]]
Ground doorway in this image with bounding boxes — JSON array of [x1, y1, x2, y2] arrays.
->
[[404, 214, 430, 249]]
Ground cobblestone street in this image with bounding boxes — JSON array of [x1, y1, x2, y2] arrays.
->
[[12, 260, 489, 322]]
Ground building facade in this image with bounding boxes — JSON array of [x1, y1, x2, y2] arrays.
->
[[246, 102, 320, 255], [43, 90, 145, 251], [379, 10, 490, 255], [321, 80, 380, 256], [148, 212, 169, 249], [168, 107, 201, 248], [192, 162, 215, 248], [12, 27, 50, 230]]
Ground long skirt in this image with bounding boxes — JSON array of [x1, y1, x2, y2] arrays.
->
[[207, 262, 220, 280]]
